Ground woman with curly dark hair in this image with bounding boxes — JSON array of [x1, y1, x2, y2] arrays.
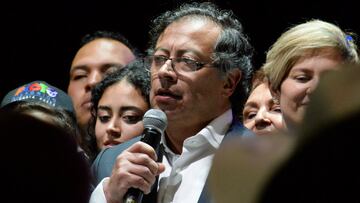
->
[[88, 59, 151, 161]]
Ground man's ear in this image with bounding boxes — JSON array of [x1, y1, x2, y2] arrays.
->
[[222, 69, 241, 97]]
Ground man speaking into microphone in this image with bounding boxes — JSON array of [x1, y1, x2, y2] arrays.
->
[[90, 2, 254, 203]]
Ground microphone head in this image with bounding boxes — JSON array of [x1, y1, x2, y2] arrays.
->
[[143, 109, 167, 134]]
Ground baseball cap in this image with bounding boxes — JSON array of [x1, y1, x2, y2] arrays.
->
[[1, 80, 75, 114]]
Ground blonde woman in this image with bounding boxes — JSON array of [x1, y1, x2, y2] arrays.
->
[[263, 19, 359, 132]]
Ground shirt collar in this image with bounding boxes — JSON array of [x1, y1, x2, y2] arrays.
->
[[198, 109, 233, 148], [161, 109, 233, 155]]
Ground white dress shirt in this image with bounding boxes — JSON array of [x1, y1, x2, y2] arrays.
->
[[90, 109, 233, 203]]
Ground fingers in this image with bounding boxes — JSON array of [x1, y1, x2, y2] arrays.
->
[[120, 142, 161, 175], [117, 142, 161, 193], [128, 141, 159, 161], [157, 163, 166, 175], [104, 141, 165, 202], [116, 157, 157, 194]]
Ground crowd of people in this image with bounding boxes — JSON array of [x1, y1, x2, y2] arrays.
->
[[1, 1, 360, 203]]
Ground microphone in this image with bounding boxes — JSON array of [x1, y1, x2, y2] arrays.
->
[[124, 109, 167, 203]]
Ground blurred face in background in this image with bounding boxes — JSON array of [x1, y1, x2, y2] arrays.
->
[[243, 82, 284, 135]]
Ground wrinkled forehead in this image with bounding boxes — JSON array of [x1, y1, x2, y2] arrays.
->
[[155, 17, 221, 55], [164, 16, 220, 35]]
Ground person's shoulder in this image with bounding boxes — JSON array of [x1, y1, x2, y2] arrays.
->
[[103, 136, 141, 157], [93, 136, 141, 167], [226, 119, 255, 139]]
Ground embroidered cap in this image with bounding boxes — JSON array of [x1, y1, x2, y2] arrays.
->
[[1, 80, 75, 114]]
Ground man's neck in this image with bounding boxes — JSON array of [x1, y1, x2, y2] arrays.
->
[[164, 108, 234, 154], [164, 119, 212, 154]]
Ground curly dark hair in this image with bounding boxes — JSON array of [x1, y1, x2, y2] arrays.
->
[[87, 59, 151, 158], [146, 2, 254, 117]]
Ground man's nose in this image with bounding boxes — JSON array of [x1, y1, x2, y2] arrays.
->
[[87, 71, 102, 89], [156, 60, 177, 87]]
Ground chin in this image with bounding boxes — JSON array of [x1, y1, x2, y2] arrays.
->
[[155, 103, 178, 112]]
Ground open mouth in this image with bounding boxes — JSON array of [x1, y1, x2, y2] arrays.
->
[[156, 89, 182, 100]]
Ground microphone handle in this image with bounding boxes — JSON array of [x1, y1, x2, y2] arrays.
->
[[124, 188, 143, 203], [140, 127, 161, 150], [124, 128, 162, 203]]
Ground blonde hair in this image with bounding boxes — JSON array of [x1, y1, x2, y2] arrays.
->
[[263, 19, 359, 91]]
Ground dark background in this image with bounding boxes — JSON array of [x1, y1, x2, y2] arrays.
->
[[2, 0, 359, 99]]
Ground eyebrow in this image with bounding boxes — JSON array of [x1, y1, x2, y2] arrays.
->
[[101, 63, 124, 70], [70, 65, 88, 75], [244, 97, 277, 109], [119, 106, 145, 114], [154, 48, 170, 55], [154, 47, 204, 58], [97, 106, 112, 112], [243, 101, 259, 109], [97, 105, 145, 114], [289, 67, 314, 74]]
